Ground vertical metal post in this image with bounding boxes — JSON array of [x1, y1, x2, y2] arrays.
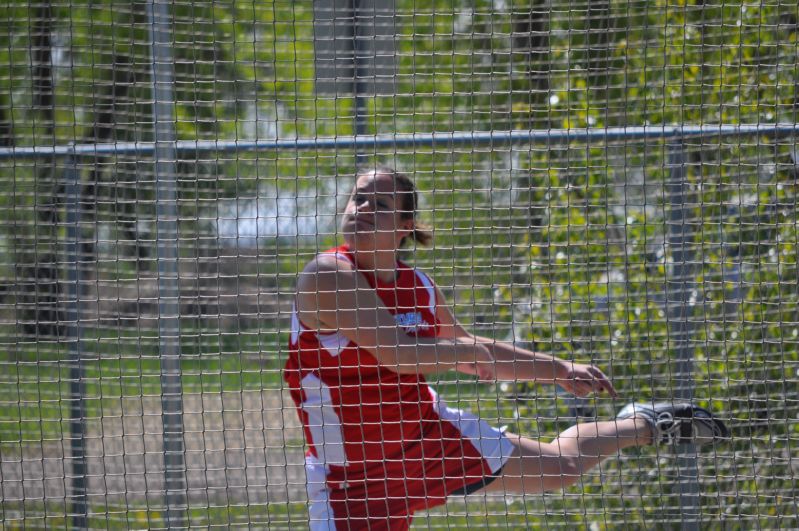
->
[[148, 1, 187, 528], [665, 140, 700, 530], [352, 0, 368, 165], [65, 155, 88, 529]]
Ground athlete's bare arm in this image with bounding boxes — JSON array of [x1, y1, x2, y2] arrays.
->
[[433, 286, 617, 397], [295, 254, 494, 377]]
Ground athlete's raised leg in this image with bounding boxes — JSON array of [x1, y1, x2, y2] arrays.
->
[[482, 417, 650, 494], [480, 402, 729, 495]]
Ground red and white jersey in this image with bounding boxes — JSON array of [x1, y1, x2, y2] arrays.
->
[[284, 245, 512, 530]]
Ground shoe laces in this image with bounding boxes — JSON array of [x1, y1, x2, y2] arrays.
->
[[655, 411, 683, 443]]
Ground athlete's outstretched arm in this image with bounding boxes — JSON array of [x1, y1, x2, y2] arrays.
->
[[295, 254, 494, 377], [433, 286, 616, 397]]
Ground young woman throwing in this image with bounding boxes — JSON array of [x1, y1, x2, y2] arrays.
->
[[284, 167, 727, 530]]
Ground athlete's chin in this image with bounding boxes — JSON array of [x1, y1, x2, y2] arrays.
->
[[342, 234, 396, 253], [342, 233, 374, 249]]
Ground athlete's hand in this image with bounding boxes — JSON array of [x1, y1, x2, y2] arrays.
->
[[455, 339, 495, 380], [556, 362, 618, 398]]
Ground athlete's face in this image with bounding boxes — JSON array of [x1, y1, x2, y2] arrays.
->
[[341, 172, 413, 252]]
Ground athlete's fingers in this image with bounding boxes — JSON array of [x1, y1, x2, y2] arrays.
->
[[588, 366, 618, 397], [569, 371, 590, 392], [478, 364, 495, 381], [456, 362, 492, 381], [576, 384, 592, 398], [559, 364, 616, 397], [477, 358, 496, 380], [563, 377, 587, 397], [590, 367, 616, 396], [602, 378, 618, 397], [563, 365, 615, 397], [558, 375, 578, 396], [568, 383, 586, 397]]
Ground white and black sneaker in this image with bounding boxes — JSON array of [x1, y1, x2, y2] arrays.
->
[[617, 402, 729, 446]]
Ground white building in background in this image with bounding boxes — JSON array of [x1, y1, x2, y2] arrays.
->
[[215, 187, 339, 248], [214, 98, 342, 248]]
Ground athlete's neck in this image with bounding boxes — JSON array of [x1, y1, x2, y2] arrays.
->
[[348, 247, 398, 283]]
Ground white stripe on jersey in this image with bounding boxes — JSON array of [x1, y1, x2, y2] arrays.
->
[[413, 268, 437, 315], [300, 373, 348, 465], [306, 453, 337, 530], [429, 388, 514, 475]]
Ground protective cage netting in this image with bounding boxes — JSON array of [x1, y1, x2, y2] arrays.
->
[[1, 1, 798, 529]]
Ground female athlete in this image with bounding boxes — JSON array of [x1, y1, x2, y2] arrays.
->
[[284, 166, 727, 530]]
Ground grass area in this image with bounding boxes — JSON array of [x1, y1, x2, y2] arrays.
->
[[0, 500, 593, 530], [0, 498, 647, 530], [3, 496, 786, 530], [0, 324, 287, 448], [0, 501, 310, 530], [1, 500, 540, 530]]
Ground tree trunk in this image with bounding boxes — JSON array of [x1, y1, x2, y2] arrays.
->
[[0, 94, 12, 147], [19, 2, 62, 339], [585, 0, 612, 113], [512, 0, 551, 130], [82, 54, 137, 269]]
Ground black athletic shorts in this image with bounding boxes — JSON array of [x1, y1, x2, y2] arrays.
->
[[449, 465, 504, 496]]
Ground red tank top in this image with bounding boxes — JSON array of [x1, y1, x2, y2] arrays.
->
[[283, 245, 492, 514]]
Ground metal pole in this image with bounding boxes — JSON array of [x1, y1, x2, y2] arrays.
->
[[65, 156, 88, 529], [4, 124, 799, 159], [665, 140, 701, 530], [352, 0, 368, 165], [148, 1, 187, 528]]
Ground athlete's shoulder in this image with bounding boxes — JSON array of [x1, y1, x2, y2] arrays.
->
[[296, 246, 358, 294], [303, 246, 355, 272]]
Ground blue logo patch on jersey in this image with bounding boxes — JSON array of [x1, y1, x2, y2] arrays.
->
[[394, 312, 431, 333]]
